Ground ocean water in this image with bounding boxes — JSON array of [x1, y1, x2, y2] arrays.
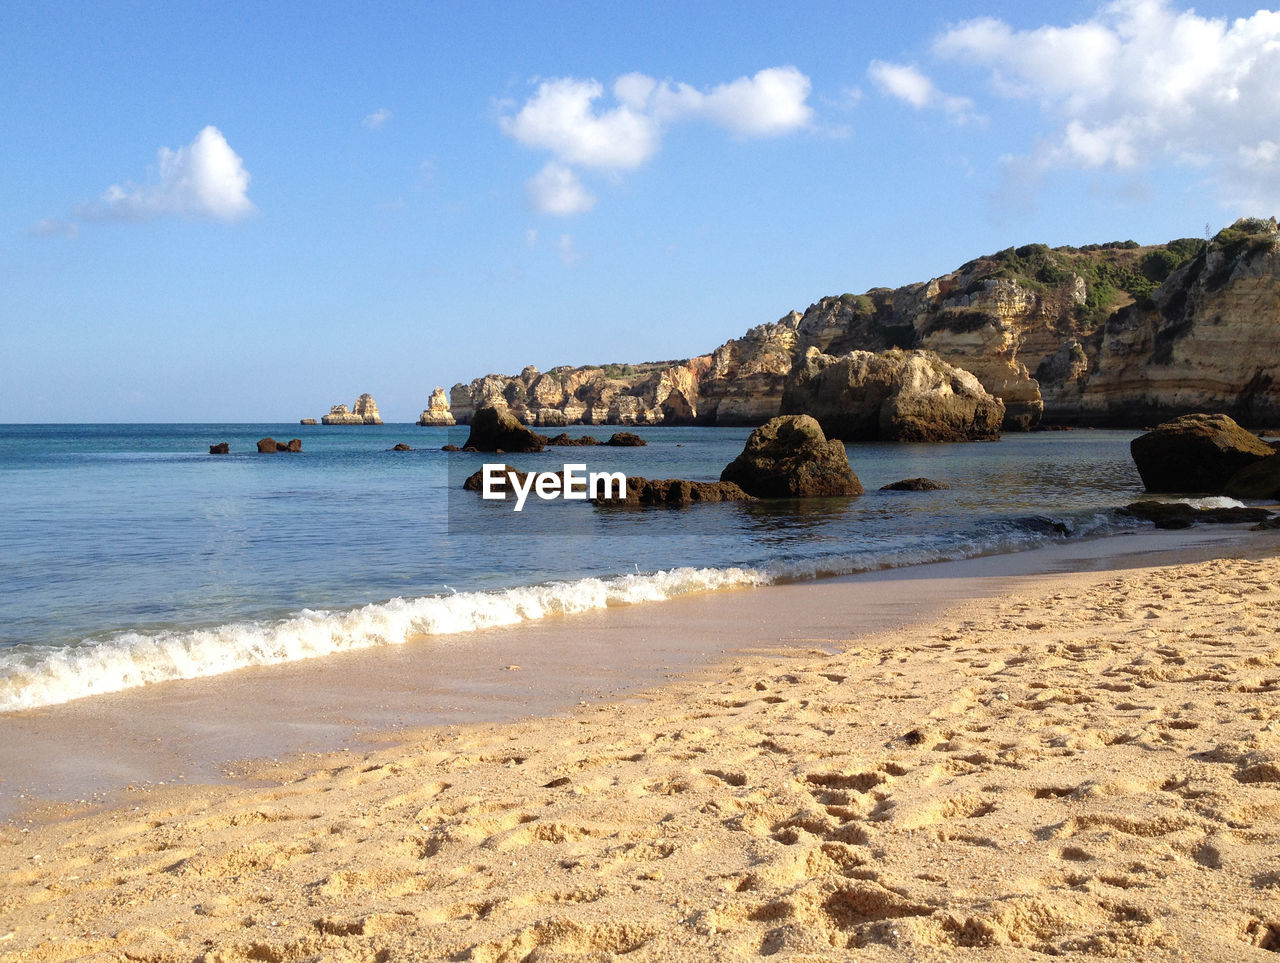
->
[[0, 422, 1204, 711]]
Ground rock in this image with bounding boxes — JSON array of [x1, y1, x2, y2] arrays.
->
[[299, 418, 317, 425], [1120, 500, 1272, 529], [442, 444, 462, 452], [547, 433, 602, 446], [462, 406, 545, 453], [257, 437, 300, 452], [881, 477, 949, 491], [322, 394, 383, 425], [392, 443, 412, 451], [417, 387, 456, 427], [596, 477, 753, 506], [782, 347, 1005, 442], [1253, 516, 1280, 530], [463, 465, 528, 492], [209, 442, 230, 455], [720, 415, 863, 497], [1130, 414, 1274, 492], [1225, 454, 1280, 500], [606, 432, 646, 446]]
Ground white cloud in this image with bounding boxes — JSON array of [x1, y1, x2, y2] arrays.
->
[[526, 161, 596, 215], [500, 66, 814, 215], [363, 108, 392, 130], [928, 0, 1280, 208], [77, 126, 255, 223], [868, 61, 977, 122], [500, 77, 660, 169]]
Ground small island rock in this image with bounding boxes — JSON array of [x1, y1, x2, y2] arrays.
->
[[720, 415, 863, 497], [463, 406, 545, 453], [417, 387, 456, 427]]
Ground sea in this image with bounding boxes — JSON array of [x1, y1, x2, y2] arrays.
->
[[0, 422, 1248, 714]]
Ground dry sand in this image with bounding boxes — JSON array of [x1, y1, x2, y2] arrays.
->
[[2, 552, 1280, 961]]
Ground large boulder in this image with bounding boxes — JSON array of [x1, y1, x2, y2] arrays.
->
[[781, 347, 1005, 442], [1130, 414, 1274, 493], [720, 415, 863, 497], [1225, 453, 1280, 500], [463, 406, 546, 453]]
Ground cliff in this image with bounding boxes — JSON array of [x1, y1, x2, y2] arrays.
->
[[443, 218, 1280, 430], [322, 393, 383, 425], [417, 387, 456, 426]]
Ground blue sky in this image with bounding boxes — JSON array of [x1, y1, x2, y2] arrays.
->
[[4, 0, 1279, 422]]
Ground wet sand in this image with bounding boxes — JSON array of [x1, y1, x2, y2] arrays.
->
[[1, 529, 1278, 960]]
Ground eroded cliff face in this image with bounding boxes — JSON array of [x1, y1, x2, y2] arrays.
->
[[322, 394, 383, 425], [1052, 224, 1280, 425], [444, 219, 1280, 430], [450, 359, 712, 427]]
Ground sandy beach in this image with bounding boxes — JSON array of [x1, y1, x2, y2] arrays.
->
[[3, 541, 1280, 961]]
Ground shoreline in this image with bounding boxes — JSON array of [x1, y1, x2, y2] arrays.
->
[[0, 533, 1277, 958], [1, 525, 1276, 823]]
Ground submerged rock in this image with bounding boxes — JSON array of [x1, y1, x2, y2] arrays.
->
[[1120, 500, 1272, 529], [392, 443, 412, 451], [546, 433, 602, 446], [463, 406, 545, 453], [596, 477, 752, 506], [880, 477, 949, 491], [209, 442, 230, 455], [606, 432, 647, 447], [720, 415, 863, 497], [256, 438, 301, 453], [463, 464, 529, 492], [1130, 414, 1274, 492]]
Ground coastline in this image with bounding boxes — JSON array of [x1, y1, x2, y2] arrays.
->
[[1, 528, 1278, 959], [0, 525, 1272, 820]]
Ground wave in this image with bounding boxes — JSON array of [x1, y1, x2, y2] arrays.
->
[[0, 510, 1129, 712]]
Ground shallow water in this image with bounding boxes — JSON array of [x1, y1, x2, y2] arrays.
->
[[0, 423, 1174, 709]]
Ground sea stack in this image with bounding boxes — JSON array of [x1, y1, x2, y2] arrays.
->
[[322, 394, 383, 425], [417, 387, 456, 426]]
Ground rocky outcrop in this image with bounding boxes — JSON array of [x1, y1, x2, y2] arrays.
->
[[417, 387, 456, 427], [450, 360, 710, 427], [1130, 414, 1274, 493], [781, 347, 1004, 442], [209, 442, 229, 455], [1225, 454, 1280, 500], [446, 219, 1280, 431], [1119, 501, 1272, 529], [257, 438, 302, 453], [463, 465, 529, 492], [463, 406, 545, 452], [322, 394, 383, 425], [607, 432, 646, 447], [601, 477, 753, 506], [1053, 219, 1280, 426], [299, 418, 317, 425], [720, 415, 863, 497]]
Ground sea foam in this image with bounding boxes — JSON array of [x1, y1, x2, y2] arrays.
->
[[0, 513, 1113, 712]]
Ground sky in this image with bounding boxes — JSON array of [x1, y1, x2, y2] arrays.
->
[[4, 0, 1280, 422]]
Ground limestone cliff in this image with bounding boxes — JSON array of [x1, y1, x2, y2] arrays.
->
[[322, 393, 383, 425], [417, 387, 456, 426], [446, 219, 1280, 430]]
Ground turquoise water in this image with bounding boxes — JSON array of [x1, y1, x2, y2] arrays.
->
[[0, 423, 1159, 709]]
